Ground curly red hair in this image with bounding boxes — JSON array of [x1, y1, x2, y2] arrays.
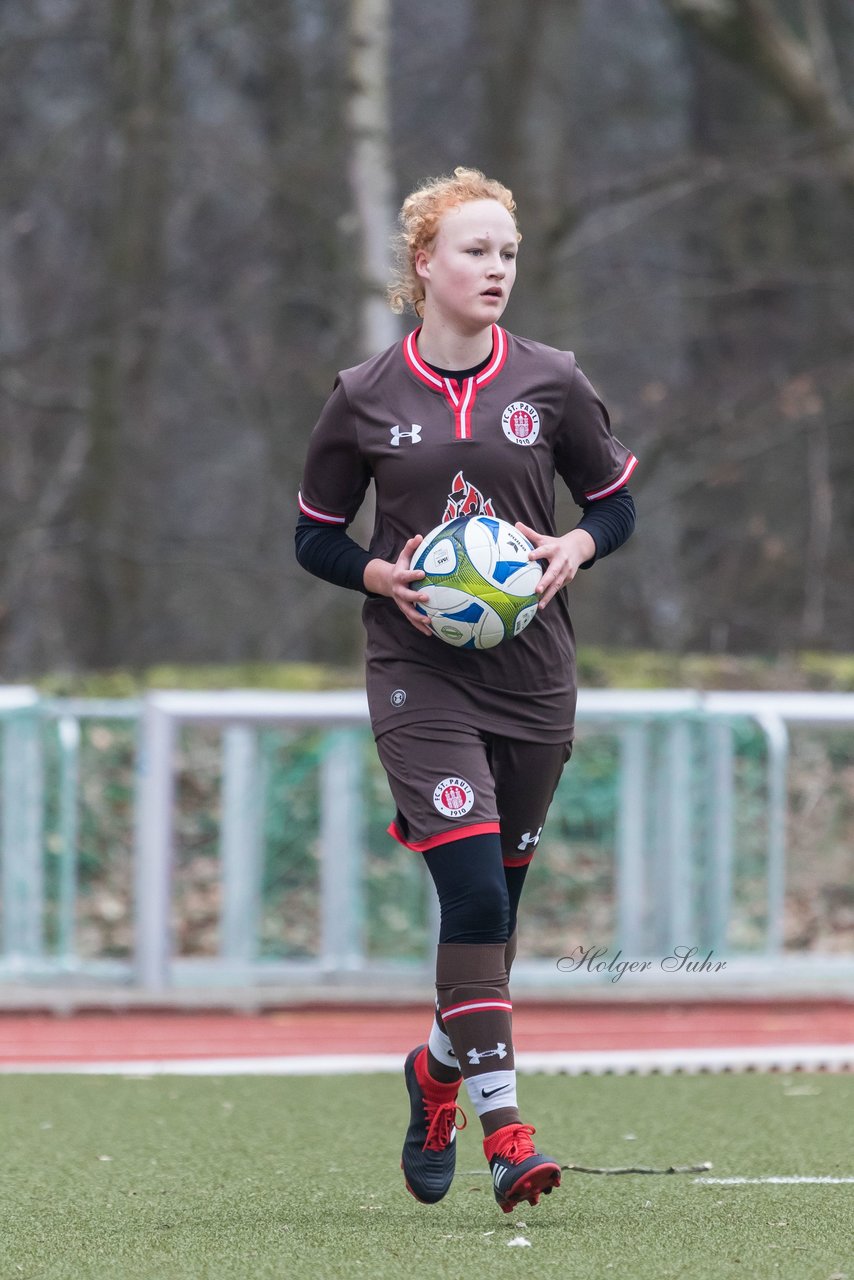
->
[[387, 167, 520, 318]]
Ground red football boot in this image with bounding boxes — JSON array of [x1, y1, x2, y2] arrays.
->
[[483, 1123, 561, 1213], [401, 1045, 466, 1204]]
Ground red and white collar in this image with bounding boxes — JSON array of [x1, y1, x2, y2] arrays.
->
[[402, 325, 508, 440]]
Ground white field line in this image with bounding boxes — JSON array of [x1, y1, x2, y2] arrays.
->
[[696, 1176, 854, 1185], [0, 1043, 852, 1076]]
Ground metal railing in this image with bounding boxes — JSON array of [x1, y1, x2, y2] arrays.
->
[[0, 687, 853, 994]]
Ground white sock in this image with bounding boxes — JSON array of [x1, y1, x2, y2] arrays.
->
[[463, 1069, 518, 1119], [427, 1014, 459, 1071]]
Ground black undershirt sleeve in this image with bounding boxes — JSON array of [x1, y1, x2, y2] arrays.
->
[[294, 515, 374, 594], [294, 488, 636, 592], [574, 488, 636, 567]]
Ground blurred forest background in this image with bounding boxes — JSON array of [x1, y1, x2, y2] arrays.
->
[[1, 0, 853, 678]]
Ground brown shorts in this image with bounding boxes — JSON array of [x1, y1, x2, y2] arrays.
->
[[375, 721, 571, 866]]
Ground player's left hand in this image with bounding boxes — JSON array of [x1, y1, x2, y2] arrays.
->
[[514, 523, 596, 610]]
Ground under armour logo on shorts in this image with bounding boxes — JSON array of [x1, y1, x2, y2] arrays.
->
[[517, 827, 542, 852]]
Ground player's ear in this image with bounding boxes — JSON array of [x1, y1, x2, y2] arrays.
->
[[414, 248, 431, 281]]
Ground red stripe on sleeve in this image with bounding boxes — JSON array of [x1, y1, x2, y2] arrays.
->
[[584, 453, 638, 502], [298, 491, 347, 524]]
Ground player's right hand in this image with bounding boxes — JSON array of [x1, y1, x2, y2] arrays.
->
[[364, 536, 432, 636], [391, 535, 433, 636]]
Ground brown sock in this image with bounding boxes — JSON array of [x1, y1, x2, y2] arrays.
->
[[426, 930, 520, 1089], [435, 941, 521, 1136], [505, 927, 518, 976]]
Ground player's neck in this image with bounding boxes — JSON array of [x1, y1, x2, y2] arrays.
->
[[415, 318, 493, 373]]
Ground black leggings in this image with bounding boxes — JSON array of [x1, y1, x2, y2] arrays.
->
[[423, 832, 529, 944]]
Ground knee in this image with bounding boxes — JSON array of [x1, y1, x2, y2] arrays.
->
[[440, 877, 509, 945], [424, 831, 510, 945]]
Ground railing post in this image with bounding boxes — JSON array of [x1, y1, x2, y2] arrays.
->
[[320, 729, 364, 973], [220, 725, 264, 966], [659, 718, 694, 951], [57, 716, 81, 968], [1, 711, 45, 965], [134, 698, 177, 990], [757, 713, 789, 954], [706, 720, 735, 952], [616, 722, 648, 954]]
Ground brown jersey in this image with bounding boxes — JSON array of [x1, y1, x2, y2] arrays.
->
[[298, 325, 637, 742]]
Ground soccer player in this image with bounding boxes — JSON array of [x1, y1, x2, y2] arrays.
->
[[296, 168, 637, 1213]]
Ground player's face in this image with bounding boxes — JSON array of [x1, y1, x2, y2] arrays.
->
[[416, 199, 518, 334]]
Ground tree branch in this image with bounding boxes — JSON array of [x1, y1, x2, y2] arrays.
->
[[665, 0, 854, 181], [0, 368, 89, 414]]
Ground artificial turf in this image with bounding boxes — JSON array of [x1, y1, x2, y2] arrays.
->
[[0, 1071, 851, 1280]]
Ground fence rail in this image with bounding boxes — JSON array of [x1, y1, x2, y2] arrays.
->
[[0, 687, 852, 995]]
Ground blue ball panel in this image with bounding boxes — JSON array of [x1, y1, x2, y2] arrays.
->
[[492, 559, 529, 585], [447, 602, 486, 624]]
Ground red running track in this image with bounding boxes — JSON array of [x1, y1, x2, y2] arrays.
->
[[0, 1002, 851, 1065]]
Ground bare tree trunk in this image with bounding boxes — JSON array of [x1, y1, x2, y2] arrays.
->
[[80, 0, 174, 665], [471, 0, 556, 179], [342, 0, 397, 656], [802, 416, 832, 642], [346, 0, 399, 358]]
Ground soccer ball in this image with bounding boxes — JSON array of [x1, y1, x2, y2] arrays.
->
[[411, 515, 543, 649]]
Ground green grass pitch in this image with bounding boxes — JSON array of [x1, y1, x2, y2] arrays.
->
[[0, 1072, 851, 1280]]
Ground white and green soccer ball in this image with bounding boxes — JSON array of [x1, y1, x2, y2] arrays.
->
[[412, 515, 543, 650]]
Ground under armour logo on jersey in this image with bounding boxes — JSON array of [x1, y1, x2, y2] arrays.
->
[[390, 424, 422, 446], [467, 1042, 507, 1065], [517, 827, 543, 852]]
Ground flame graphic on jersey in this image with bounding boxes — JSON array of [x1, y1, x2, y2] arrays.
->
[[442, 470, 496, 523]]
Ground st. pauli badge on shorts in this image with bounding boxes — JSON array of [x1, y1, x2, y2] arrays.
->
[[433, 776, 475, 818]]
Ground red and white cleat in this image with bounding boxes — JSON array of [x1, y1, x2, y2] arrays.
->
[[483, 1123, 561, 1213]]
